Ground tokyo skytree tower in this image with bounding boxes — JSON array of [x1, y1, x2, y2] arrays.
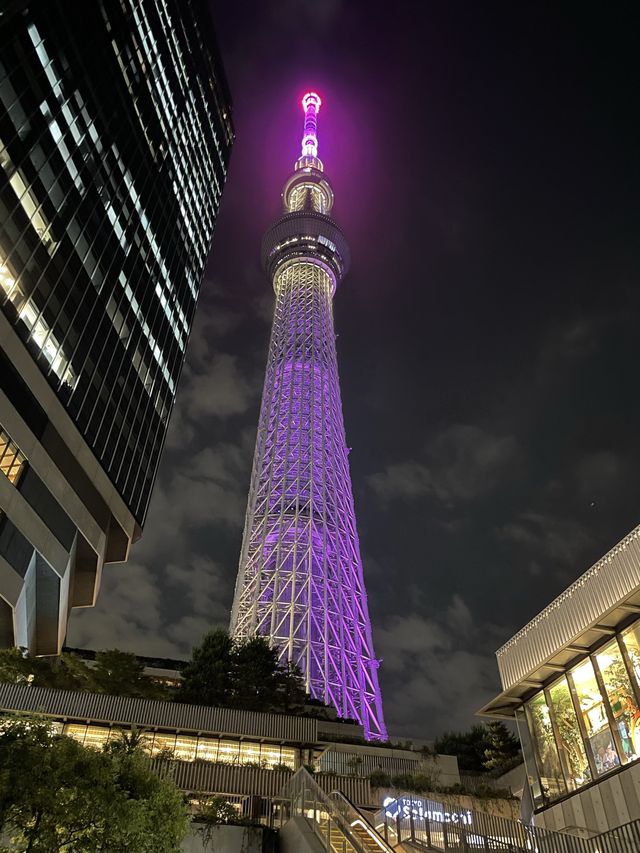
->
[[230, 93, 386, 740]]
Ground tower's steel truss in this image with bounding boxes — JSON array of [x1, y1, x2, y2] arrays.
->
[[230, 94, 386, 740]]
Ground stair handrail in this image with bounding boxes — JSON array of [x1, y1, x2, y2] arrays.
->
[[279, 767, 391, 853], [327, 788, 394, 852], [373, 790, 609, 852]]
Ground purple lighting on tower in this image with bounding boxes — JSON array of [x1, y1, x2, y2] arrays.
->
[[301, 91, 321, 158], [230, 93, 387, 740]]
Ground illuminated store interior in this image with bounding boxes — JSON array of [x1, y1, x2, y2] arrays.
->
[[56, 722, 297, 769], [517, 619, 640, 808]]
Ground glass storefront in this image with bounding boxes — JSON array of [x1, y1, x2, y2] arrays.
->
[[61, 723, 297, 769], [547, 677, 590, 790], [570, 659, 621, 775], [520, 621, 640, 809], [595, 640, 639, 763], [525, 692, 567, 804]]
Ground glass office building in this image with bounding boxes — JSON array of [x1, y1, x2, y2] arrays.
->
[[0, 0, 233, 653]]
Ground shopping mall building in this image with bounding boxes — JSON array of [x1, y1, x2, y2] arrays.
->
[[480, 523, 640, 836], [0, 680, 459, 810]]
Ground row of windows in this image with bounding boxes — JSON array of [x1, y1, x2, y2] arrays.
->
[[518, 620, 640, 809], [59, 722, 297, 769], [0, 32, 180, 507], [0, 426, 25, 485]]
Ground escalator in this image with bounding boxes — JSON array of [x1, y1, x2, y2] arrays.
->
[[279, 767, 397, 852]]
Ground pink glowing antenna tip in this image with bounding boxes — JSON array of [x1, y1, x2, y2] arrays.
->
[[300, 92, 322, 159], [302, 92, 321, 112]]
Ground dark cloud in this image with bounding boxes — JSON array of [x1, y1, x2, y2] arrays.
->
[[368, 425, 519, 505], [375, 598, 502, 736]]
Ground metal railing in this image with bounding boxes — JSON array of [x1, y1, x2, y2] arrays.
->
[[374, 793, 640, 852], [277, 767, 393, 852]]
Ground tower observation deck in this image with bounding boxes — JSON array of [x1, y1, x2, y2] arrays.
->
[[230, 93, 386, 740]]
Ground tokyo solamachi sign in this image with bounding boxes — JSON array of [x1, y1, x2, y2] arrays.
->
[[382, 796, 473, 825]]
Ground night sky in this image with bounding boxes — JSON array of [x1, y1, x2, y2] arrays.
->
[[69, 1, 640, 738]]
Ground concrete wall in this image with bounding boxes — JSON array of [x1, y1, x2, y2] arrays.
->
[[534, 761, 640, 835], [375, 787, 521, 822], [279, 816, 325, 853], [182, 824, 269, 852]]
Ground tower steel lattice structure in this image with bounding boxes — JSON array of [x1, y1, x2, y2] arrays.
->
[[230, 93, 387, 740]]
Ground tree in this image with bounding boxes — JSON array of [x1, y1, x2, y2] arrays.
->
[[231, 636, 281, 711], [0, 649, 91, 690], [179, 631, 310, 714], [274, 662, 308, 714], [434, 724, 491, 773], [36, 653, 94, 692], [435, 722, 521, 775], [179, 630, 235, 707], [483, 721, 521, 772], [0, 715, 189, 852], [0, 648, 169, 700], [91, 649, 163, 699], [0, 648, 31, 684]]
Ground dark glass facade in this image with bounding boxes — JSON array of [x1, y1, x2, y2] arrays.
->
[[0, 0, 233, 524]]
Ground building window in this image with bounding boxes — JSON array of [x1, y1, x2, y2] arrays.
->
[[58, 722, 296, 769], [0, 428, 26, 485], [151, 732, 177, 756], [595, 639, 640, 763], [63, 723, 88, 744], [547, 677, 590, 790], [570, 659, 621, 775], [621, 624, 640, 689], [515, 706, 545, 808], [173, 734, 198, 761], [525, 692, 566, 802]]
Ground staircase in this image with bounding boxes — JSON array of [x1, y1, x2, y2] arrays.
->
[[278, 767, 393, 853], [327, 820, 385, 852]]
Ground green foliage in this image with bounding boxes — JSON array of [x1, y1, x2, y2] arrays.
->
[[0, 648, 32, 684], [368, 769, 517, 801], [179, 630, 234, 707], [91, 649, 163, 699], [434, 724, 491, 773], [196, 796, 241, 825], [0, 714, 189, 852], [390, 771, 440, 793], [273, 662, 307, 714], [0, 647, 170, 701], [434, 722, 521, 775], [231, 636, 281, 711], [483, 721, 521, 772], [106, 724, 152, 755], [369, 769, 392, 788], [179, 630, 309, 714]]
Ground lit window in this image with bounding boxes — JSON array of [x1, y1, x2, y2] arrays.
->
[[524, 692, 567, 801], [4, 163, 55, 250], [0, 251, 76, 389], [63, 723, 87, 744], [173, 735, 198, 761], [217, 739, 240, 764], [547, 677, 590, 789], [571, 658, 621, 776], [152, 732, 177, 756], [595, 639, 640, 763], [0, 428, 26, 485], [82, 726, 112, 750]]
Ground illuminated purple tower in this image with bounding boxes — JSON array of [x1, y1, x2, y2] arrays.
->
[[230, 93, 387, 740]]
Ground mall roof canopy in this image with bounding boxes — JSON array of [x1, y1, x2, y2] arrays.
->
[[479, 523, 640, 719]]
